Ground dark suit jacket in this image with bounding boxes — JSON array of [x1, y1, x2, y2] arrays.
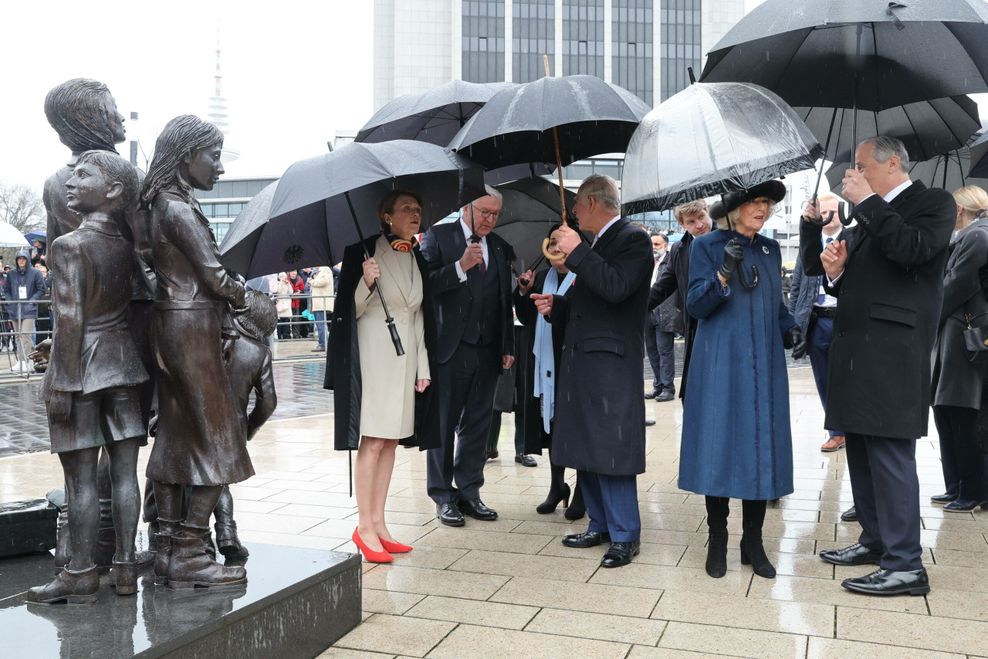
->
[[45, 216, 149, 395], [789, 229, 844, 334], [550, 218, 653, 475], [647, 232, 698, 399], [419, 221, 515, 364], [800, 181, 954, 439]]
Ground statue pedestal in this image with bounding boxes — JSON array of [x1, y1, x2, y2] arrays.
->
[[0, 543, 361, 658]]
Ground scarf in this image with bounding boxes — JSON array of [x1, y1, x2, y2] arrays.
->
[[385, 232, 417, 253], [532, 268, 576, 433]]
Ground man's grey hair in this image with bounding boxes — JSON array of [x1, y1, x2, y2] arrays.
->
[[859, 136, 910, 172], [578, 174, 621, 212]]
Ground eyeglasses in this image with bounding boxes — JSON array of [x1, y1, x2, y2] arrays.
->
[[471, 205, 500, 220]]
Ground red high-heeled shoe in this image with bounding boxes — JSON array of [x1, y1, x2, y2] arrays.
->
[[379, 538, 413, 554], [352, 528, 393, 563]]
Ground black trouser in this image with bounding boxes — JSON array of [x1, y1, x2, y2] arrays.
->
[[933, 405, 985, 501], [427, 342, 499, 503], [845, 433, 923, 571]]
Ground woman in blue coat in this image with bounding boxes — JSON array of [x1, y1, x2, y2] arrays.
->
[[680, 181, 804, 580]]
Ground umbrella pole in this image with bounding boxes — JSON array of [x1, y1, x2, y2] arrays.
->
[[846, 23, 864, 223], [543, 54, 568, 227], [344, 191, 405, 357], [812, 108, 838, 203]]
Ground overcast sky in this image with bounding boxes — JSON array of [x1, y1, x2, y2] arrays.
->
[[0, 0, 374, 190]]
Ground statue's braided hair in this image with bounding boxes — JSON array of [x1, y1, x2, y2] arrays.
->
[[140, 115, 223, 209]]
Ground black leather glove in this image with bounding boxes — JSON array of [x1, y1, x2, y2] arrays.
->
[[718, 238, 744, 282], [784, 326, 807, 360]]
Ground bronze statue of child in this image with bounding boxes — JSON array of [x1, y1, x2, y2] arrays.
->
[[27, 151, 149, 604]]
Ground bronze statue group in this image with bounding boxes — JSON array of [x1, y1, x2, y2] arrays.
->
[[27, 79, 276, 604]]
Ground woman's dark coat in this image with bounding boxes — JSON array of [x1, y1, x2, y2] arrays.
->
[[324, 236, 441, 451], [513, 269, 568, 455], [931, 218, 988, 409]]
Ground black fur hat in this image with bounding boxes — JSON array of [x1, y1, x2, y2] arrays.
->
[[708, 180, 787, 221]]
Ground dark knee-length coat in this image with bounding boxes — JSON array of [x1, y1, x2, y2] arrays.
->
[[324, 236, 442, 451], [549, 219, 653, 476], [680, 230, 796, 501]]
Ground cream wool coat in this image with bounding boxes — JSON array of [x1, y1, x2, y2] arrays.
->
[[355, 236, 430, 439]]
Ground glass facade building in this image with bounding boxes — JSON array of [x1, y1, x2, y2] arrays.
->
[[612, 0, 655, 105], [196, 177, 276, 244], [462, 0, 505, 83], [659, 0, 702, 101], [512, 0, 555, 83], [562, 0, 605, 79]]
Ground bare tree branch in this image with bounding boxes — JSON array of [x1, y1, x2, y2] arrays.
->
[[0, 182, 45, 233]]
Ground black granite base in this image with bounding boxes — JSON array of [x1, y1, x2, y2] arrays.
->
[[0, 543, 361, 658]]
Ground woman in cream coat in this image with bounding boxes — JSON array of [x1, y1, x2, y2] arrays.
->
[[325, 190, 441, 563]]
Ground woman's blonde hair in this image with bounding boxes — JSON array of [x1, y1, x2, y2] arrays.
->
[[720, 203, 776, 231], [952, 185, 988, 216]]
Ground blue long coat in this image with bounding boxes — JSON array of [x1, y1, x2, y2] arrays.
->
[[679, 229, 796, 500]]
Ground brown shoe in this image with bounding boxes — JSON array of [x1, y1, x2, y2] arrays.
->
[[821, 435, 846, 452]]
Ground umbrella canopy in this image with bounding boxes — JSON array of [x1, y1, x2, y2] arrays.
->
[[356, 80, 515, 146], [23, 229, 46, 244], [218, 140, 486, 277], [797, 96, 981, 166], [621, 82, 823, 214], [448, 75, 651, 169], [0, 222, 30, 248], [700, 0, 988, 112], [492, 176, 576, 273], [967, 130, 988, 178], [218, 181, 277, 273]]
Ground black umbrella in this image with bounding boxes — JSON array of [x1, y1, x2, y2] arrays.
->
[[492, 177, 576, 274], [701, 0, 988, 112], [448, 74, 651, 170], [218, 181, 277, 276], [219, 140, 486, 355], [798, 96, 981, 168], [621, 82, 823, 214], [355, 80, 515, 145], [966, 130, 988, 178]]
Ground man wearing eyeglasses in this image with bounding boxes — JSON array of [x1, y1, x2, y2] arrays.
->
[[420, 185, 520, 527]]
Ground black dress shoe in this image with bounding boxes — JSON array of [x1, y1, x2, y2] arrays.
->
[[644, 389, 659, 399], [601, 541, 640, 568], [562, 530, 610, 548], [819, 543, 882, 566], [930, 492, 957, 504], [840, 506, 857, 522], [644, 418, 656, 427], [458, 498, 498, 521], [656, 390, 675, 402], [515, 454, 537, 467], [487, 450, 499, 461], [841, 568, 930, 596], [943, 499, 987, 512], [437, 502, 465, 527]]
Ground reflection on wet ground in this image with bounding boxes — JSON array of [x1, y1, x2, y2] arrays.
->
[[3, 367, 983, 658]]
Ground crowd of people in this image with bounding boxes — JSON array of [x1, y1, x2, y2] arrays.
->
[[328, 135, 988, 601]]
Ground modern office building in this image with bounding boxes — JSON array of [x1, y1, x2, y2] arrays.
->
[[374, 0, 745, 108]]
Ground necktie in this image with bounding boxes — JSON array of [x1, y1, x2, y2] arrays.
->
[[816, 237, 834, 304], [478, 243, 487, 276]]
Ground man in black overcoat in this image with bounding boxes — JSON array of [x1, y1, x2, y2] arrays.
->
[[420, 186, 516, 526], [647, 199, 712, 402], [532, 174, 653, 568], [801, 136, 954, 596]]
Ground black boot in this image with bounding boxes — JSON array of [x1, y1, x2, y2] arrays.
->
[[537, 464, 571, 514], [152, 519, 179, 585], [167, 524, 246, 590], [564, 474, 586, 521], [704, 496, 729, 578], [740, 499, 775, 579]]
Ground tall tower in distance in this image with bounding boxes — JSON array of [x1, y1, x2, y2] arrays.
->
[[208, 27, 239, 161]]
